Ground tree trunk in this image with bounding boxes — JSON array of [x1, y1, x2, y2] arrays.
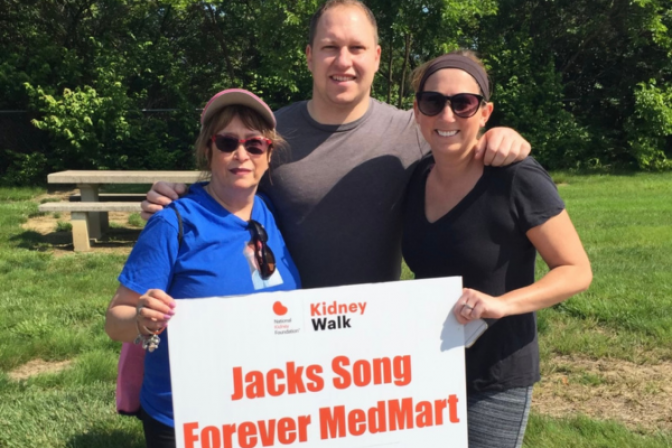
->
[[387, 44, 394, 104], [204, 4, 236, 84], [397, 33, 411, 109]]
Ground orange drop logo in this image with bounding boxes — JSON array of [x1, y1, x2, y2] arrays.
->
[[273, 301, 288, 316]]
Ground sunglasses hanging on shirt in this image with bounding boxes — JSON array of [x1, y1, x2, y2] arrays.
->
[[248, 220, 277, 279]]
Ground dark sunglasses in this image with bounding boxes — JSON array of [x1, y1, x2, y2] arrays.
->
[[211, 135, 272, 155], [248, 220, 277, 279], [415, 92, 484, 118]]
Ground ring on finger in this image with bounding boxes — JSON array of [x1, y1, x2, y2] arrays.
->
[[136, 304, 144, 317], [463, 304, 474, 310]]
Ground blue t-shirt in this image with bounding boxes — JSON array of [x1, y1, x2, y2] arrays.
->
[[118, 183, 301, 427]]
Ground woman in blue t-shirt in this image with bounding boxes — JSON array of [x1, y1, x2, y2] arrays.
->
[[105, 89, 301, 448], [401, 51, 592, 448]]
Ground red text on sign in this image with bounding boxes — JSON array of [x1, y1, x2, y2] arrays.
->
[[183, 415, 311, 448], [318, 395, 460, 439], [310, 301, 367, 316], [331, 355, 411, 389], [231, 362, 324, 400]]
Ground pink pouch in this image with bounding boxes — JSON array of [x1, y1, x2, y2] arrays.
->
[[116, 341, 145, 416]]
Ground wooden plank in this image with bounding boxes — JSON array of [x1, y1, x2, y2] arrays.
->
[[38, 202, 143, 213], [47, 170, 203, 184]]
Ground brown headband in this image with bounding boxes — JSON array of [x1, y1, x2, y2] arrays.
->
[[418, 54, 490, 101]]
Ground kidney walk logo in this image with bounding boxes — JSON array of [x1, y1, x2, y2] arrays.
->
[[310, 301, 367, 331], [273, 301, 301, 335]]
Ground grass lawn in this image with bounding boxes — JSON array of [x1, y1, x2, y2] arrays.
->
[[1, 173, 671, 447]]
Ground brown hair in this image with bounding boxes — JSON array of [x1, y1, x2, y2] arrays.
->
[[308, 0, 379, 46], [410, 49, 490, 95], [195, 105, 286, 177]]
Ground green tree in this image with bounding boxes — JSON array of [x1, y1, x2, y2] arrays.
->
[[2, 0, 671, 185], [476, 0, 672, 170], [625, 80, 672, 169], [369, 0, 498, 109]]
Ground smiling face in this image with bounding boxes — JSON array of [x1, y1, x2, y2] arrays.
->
[[209, 115, 271, 194], [413, 69, 493, 158], [306, 5, 381, 121]]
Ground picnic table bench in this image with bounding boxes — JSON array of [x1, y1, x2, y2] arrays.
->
[[39, 170, 202, 251]]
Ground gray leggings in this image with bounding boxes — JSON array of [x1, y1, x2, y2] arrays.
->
[[467, 386, 533, 448]]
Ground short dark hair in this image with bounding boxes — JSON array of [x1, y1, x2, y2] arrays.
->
[[308, 0, 379, 47]]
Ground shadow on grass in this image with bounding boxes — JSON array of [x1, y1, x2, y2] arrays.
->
[[67, 429, 144, 448], [9, 228, 143, 252]]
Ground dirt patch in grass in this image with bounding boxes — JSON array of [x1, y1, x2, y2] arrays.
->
[[534, 355, 672, 432], [21, 190, 142, 255], [8, 359, 73, 381]]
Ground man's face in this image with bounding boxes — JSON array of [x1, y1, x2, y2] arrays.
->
[[306, 5, 381, 112]]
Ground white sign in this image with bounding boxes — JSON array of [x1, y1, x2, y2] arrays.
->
[[169, 277, 468, 448]]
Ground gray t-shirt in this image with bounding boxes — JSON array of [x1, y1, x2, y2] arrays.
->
[[259, 99, 429, 289]]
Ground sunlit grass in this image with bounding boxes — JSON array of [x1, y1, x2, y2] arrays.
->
[[539, 173, 672, 362], [0, 173, 671, 447], [524, 414, 672, 448]]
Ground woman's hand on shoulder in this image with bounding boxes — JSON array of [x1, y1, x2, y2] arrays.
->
[[453, 288, 509, 325]]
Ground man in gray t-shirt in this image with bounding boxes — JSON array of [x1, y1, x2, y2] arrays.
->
[[143, 0, 530, 289], [263, 99, 424, 288]]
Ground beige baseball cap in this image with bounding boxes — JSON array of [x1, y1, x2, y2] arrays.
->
[[200, 88, 276, 128]]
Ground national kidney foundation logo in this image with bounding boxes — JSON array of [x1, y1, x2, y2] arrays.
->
[[272, 300, 300, 335], [273, 301, 288, 316]]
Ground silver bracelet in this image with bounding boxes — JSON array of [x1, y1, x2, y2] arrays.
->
[[133, 319, 162, 352]]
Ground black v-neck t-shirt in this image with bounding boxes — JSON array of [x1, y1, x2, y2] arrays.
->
[[402, 156, 564, 392]]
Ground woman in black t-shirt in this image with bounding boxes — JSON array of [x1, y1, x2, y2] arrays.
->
[[401, 51, 592, 448]]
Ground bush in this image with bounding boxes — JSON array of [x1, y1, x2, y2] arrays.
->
[[1, 150, 49, 186], [625, 80, 672, 170]]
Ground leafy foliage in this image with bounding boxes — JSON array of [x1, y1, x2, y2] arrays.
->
[[625, 80, 672, 170], [0, 0, 670, 185], [476, 0, 672, 170]]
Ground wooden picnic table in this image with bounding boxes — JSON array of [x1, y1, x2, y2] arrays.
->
[[43, 170, 202, 251]]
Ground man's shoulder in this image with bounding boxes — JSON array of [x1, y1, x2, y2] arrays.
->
[[274, 101, 307, 121], [273, 98, 413, 126], [369, 98, 414, 120]]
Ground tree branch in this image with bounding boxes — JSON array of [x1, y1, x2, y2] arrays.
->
[[204, 3, 237, 83], [397, 33, 411, 109]]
